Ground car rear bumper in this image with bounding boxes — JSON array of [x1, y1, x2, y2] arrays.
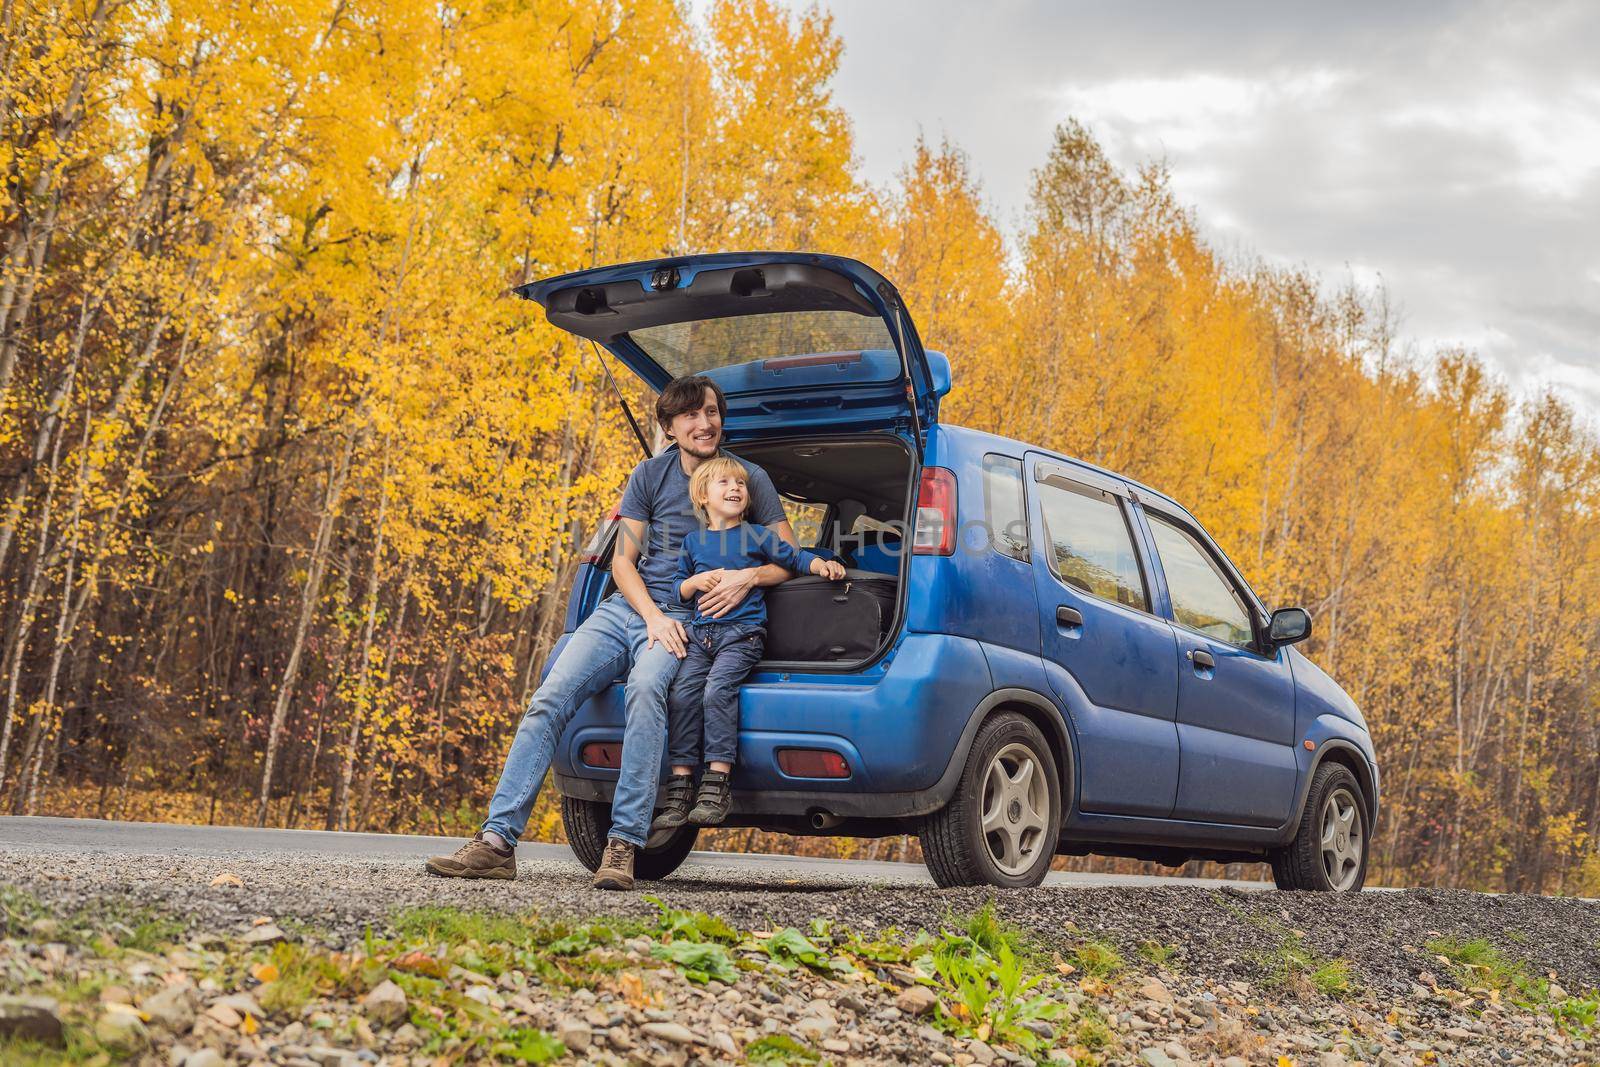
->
[[552, 632, 993, 818]]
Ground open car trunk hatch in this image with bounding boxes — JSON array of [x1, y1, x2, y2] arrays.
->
[[516, 252, 947, 445]]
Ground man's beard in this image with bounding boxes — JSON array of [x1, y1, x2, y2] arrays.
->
[[679, 435, 721, 459]]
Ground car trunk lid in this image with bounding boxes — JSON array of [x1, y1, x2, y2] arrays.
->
[[515, 252, 946, 448]]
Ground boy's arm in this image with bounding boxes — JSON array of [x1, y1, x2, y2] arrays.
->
[[696, 519, 797, 618], [674, 549, 695, 602]]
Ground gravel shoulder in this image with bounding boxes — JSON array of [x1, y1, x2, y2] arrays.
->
[[2, 843, 1598, 1065]]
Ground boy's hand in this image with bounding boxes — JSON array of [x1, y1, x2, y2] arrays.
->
[[685, 569, 724, 596], [812, 559, 846, 581]]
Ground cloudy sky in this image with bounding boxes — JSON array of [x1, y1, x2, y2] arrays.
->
[[779, 0, 1600, 416]]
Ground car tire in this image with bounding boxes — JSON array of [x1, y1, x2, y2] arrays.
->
[[920, 712, 1062, 888], [561, 794, 700, 881], [1269, 762, 1369, 892]]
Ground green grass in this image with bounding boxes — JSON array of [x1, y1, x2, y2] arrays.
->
[[1259, 936, 1353, 997], [745, 1033, 820, 1064], [1426, 937, 1547, 1004], [1309, 957, 1354, 996], [1136, 940, 1177, 967], [959, 900, 1045, 965], [647, 896, 739, 944], [256, 941, 360, 1016], [1070, 939, 1123, 978], [393, 906, 541, 948]]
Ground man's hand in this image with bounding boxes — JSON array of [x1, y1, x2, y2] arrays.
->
[[698, 566, 760, 618], [645, 610, 689, 658], [812, 559, 846, 580]]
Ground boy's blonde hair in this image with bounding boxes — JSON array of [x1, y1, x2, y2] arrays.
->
[[690, 455, 750, 520]]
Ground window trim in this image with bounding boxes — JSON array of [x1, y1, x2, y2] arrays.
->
[[981, 453, 1030, 564], [1142, 508, 1263, 652], [1032, 472, 1155, 617]]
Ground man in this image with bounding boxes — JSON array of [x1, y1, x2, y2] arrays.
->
[[425, 375, 796, 889]]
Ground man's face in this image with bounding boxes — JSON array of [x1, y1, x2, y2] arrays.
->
[[666, 387, 723, 459]]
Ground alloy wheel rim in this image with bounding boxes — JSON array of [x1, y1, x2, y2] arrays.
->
[[1319, 787, 1364, 891], [980, 742, 1050, 876]]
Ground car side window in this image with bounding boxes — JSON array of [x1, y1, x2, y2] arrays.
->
[[1035, 478, 1148, 611], [781, 496, 828, 548], [982, 454, 1029, 562], [1146, 513, 1254, 648]]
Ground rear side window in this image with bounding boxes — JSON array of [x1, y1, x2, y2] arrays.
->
[[1035, 480, 1148, 611], [982, 455, 1029, 562], [1146, 514, 1253, 647], [781, 496, 829, 548]]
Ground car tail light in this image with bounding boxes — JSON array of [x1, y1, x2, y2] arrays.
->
[[582, 508, 622, 564], [777, 749, 851, 779], [913, 466, 957, 555], [580, 742, 622, 769]]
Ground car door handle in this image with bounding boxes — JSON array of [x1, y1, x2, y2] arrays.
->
[[1187, 649, 1215, 669], [1056, 605, 1084, 628]]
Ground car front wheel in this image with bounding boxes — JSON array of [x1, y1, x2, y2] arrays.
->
[[1269, 762, 1369, 891], [920, 712, 1062, 888], [561, 794, 699, 881]]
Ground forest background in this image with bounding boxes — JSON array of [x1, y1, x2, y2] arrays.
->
[[4, 0, 1596, 893]]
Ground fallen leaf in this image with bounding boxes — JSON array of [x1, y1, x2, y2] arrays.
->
[[976, 1022, 991, 1041], [241, 1013, 258, 1035], [209, 872, 243, 888], [619, 971, 647, 1009], [251, 963, 279, 983], [251, 916, 273, 927], [392, 951, 447, 978], [1277, 1057, 1296, 1067]]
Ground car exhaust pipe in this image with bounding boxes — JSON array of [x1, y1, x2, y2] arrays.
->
[[808, 810, 843, 830]]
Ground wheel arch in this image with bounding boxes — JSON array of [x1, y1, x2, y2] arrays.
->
[[967, 688, 1077, 815], [1299, 741, 1377, 830]]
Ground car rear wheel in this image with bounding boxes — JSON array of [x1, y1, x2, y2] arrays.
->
[[1269, 762, 1369, 892], [920, 712, 1062, 888], [561, 794, 699, 881]]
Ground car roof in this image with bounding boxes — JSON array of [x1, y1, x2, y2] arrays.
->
[[935, 423, 1188, 516]]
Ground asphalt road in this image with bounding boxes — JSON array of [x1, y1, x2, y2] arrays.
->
[[0, 816, 1270, 890]]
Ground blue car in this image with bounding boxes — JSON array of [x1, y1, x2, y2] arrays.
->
[[518, 252, 1379, 891]]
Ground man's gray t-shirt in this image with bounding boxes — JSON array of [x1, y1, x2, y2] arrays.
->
[[616, 449, 788, 607]]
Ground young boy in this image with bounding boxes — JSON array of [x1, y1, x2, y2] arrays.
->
[[654, 456, 845, 829]]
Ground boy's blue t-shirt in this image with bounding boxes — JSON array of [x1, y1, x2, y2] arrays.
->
[[616, 449, 787, 607], [675, 523, 820, 627]]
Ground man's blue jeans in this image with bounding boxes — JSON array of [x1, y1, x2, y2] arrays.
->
[[482, 594, 687, 850]]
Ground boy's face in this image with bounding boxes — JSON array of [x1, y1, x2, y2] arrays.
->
[[701, 472, 748, 524]]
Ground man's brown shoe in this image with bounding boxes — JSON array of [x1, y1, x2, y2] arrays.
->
[[425, 831, 515, 879], [592, 837, 635, 890]]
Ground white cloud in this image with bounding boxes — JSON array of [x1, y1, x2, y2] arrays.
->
[[791, 0, 1600, 415]]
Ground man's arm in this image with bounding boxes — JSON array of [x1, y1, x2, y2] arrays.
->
[[697, 519, 800, 618], [613, 517, 688, 657]]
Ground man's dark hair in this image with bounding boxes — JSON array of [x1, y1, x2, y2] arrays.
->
[[655, 375, 727, 431]]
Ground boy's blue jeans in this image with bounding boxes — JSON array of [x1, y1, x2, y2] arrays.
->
[[482, 593, 687, 850], [665, 621, 766, 766]]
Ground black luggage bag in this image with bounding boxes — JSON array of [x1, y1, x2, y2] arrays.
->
[[764, 569, 897, 662]]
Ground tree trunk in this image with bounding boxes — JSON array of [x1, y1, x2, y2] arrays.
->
[[255, 434, 354, 826]]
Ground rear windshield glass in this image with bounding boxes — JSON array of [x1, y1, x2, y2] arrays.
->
[[630, 310, 894, 377]]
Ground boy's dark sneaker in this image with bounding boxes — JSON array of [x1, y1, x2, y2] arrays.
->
[[687, 769, 733, 826], [651, 773, 696, 832], [424, 831, 515, 879], [592, 838, 636, 890]]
